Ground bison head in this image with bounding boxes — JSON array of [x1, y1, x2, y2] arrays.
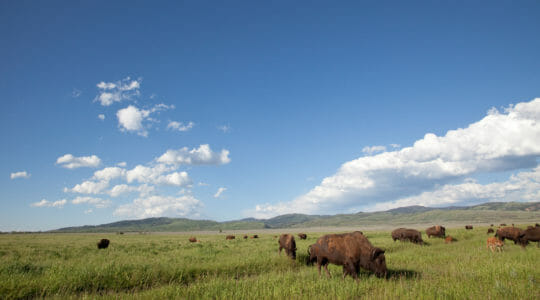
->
[[369, 248, 387, 278]]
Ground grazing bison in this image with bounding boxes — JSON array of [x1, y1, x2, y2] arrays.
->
[[278, 234, 296, 259], [309, 231, 387, 280], [487, 237, 504, 252], [188, 237, 197, 243], [520, 226, 540, 247], [500, 223, 507, 227], [298, 233, 307, 240], [445, 236, 455, 243], [391, 228, 423, 245], [495, 227, 526, 247], [487, 228, 494, 234], [243, 235, 248, 239], [97, 239, 110, 249], [426, 225, 446, 238], [251, 235, 259, 239], [226, 235, 235, 240], [465, 225, 473, 230]]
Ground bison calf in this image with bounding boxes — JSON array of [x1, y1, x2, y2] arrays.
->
[[97, 239, 110, 249], [445, 236, 456, 243], [487, 237, 504, 252], [278, 234, 297, 260]]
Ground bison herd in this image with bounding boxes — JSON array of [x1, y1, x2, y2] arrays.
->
[[93, 222, 539, 281]]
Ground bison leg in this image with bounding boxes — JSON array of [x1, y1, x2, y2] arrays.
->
[[278, 246, 282, 256]]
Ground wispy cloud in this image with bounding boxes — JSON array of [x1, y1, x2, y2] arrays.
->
[[250, 98, 540, 218], [56, 154, 101, 169], [362, 145, 387, 155], [10, 171, 30, 179], [31, 199, 67, 208], [217, 125, 231, 133], [94, 77, 141, 106], [167, 121, 194, 132], [72, 88, 82, 98], [214, 187, 227, 198]]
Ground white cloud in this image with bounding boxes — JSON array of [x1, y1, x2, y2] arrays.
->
[[56, 154, 101, 169], [250, 98, 540, 218], [214, 187, 227, 198], [72, 88, 81, 98], [117, 104, 174, 137], [109, 184, 155, 197], [72, 196, 111, 208], [217, 125, 231, 133], [93, 167, 126, 182], [362, 145, 387, 155], [10, 171, 30, 179], [98, 114, 105, 120], [156, 144, 231, 166], [114, 195, 202, 218], [31, 199, 67, 208], [94, 77, 141, 106], [125, 164, 192, 187], [117, 162, 127, 167], [66, 180, 109, 194], [167, 121, 194, 132], [390, 144, 401, 149]]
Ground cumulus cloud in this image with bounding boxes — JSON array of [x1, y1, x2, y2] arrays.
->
[[250, 98, 540, 218], [56, 154, 101, 169], [93, 167, 126, 182], [214, 187, 227, 198], [116, 104, 173, 137], [72, 196, 111, 208], [10, 171, 30, 179], [109, 184, 155, 197], [156, 144, 231, 166], [31, 199, 67, 208], [167, 121, 194, 132], [114, 195, 202, 218], [94, 77, 141, 106], [66, 180, 109, 194]]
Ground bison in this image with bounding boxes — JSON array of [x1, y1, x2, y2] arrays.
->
[[298, 233, 307, 240], [308, 231, 386, 280], [487, 228, 494, 234], [495, 227, 526, 247], [251, 235, 259, 239], [487, 237, 504, 252], [465, 225, 473, 230], [519, 226, 540, 247], [243, 235, 248, 239], [445, 236, 456, 243], [188, 237, 197, 243], [226, 235, 235, 240], [97, 239, 110, 249], [278, 234, 296, 260], [391, 228, 423, 245], [500, 223, 507, 226], [426, 225, 446, 238]]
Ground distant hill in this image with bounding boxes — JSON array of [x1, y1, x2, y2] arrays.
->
[[51, 201, 539, 233]]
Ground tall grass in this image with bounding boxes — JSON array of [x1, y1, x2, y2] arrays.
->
[[1, 227, 538, 299]]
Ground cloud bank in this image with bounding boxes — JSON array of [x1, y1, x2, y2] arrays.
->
[[251, 98, 540, 218]]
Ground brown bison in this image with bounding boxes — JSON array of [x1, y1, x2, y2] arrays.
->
[[495, 227, 526, 246], [251, 235, 259, 239], [188, 237, 197, 243], [243, 235, 248, 239], [308, 231, 386, 280], [520, 226, 540, 247], [500, 223, 507, 226], [391, 228, 423, 245], [298, 233, 307, 240], [97, 239, 110, 249], [445, 236, 456, 243], [487, 237, 504, 252], [465, 225, 473, 230], [487, 228, 494, 234], [278, 234, 296, 259], [426, 225, 446, 238], [226, 235, 235, 240]]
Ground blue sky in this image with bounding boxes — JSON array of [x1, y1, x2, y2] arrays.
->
[[2, 1, 540, 231]]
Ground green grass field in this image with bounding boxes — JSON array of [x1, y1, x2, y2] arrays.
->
[[1, 226, 538, 299]]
